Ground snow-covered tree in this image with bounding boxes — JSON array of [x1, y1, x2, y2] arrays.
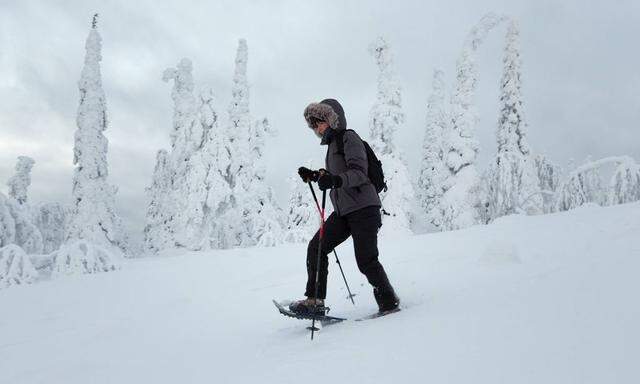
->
[[368, 36, 414, 235], [582, 157, 605, 205], [156, 59, 231, 251], [283, 168, 319, 244], [219, 39, 284, 247], [196, 86, 233, 249], [3, 159, 44, 253], [218, 39, 253, 247], [556, 157, 606, 211], [608, 158, 640, 205], [556, 156, 640, 211], [535, 154, 561, 213], [4, 157, 62, 254], [65, 20, 129, 255], [0, 191, 43, 254], [0, 244, 38, 288], [7, 156, 35, 205], [0, 193, 16, 248], [226, 39, 252, 188], [485, 20, 542, 221], [439, 13, 507, 230], [368, 37, 404, 156], [143, 149, 175, 252], [233, 117, 284, 247], [417, 69, 448, 229], [162, 58, 200, 165], [50, 240, 122, 277], [477, 171, 492, 224], [159, 58, 201, 249], [32, 202, 68, 254]]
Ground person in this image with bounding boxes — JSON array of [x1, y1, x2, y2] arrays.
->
[[289, 98, 399, 315]]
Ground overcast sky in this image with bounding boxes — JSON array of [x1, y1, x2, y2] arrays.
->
[[1, 0, 639, 241]]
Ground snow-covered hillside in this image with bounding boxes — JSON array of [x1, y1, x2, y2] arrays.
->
[[1, 202, 639, 383]]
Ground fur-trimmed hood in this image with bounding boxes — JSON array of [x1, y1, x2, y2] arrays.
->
[[303, 98, 347, 131]]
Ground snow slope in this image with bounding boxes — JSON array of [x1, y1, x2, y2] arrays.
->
[[1, 202, 639, 383]]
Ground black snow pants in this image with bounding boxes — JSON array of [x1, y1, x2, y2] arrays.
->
[[305, 205, 393, 299]]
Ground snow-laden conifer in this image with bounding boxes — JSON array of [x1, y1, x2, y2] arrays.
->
[[221, 40, 284, 247], [7, 156, 35, 205], [227, 39, 252, 189], [144, 149, 175, 252], [50, 240, 122, 277], [197, 87, 233, 249], [65, 19, 129, 255], [368, 36, 414, 235], [159, 58, 199, 249], [477, 171, 492, 224], [368, 37, 404, 156], [608, 158, 640, 205], [176, 89, 216, 250], [0, 193, 17, 248], [556, 157, 606, 211], [32, 202, 67, 254], [535, 154, 561, 213], [3, 159, 45, 253], [0, 244, 38, 288], [283, 169, 318, 244], [485, 20, 542, 221], [162, 58, 199, 166], [556, 156, 640, 210], [417, 69, 448, 229], [159, 59, 228, 250], [236, 118, 284, 247], [439, 13, 507, 230], [219, 39, 253, 247], [583, 157, 605, 205], [0, 191, 43, 254]]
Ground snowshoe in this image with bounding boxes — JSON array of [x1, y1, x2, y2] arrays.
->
[[288, 297, 328, 316], [373, 287, 400, 312]]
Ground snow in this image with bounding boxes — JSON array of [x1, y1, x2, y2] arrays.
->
[[484, 20, 542, 220], [0, 244, 37, 287], [0, 191, 44, 254], [66, 25, 129, 255], [1, 202, 638, 383], [50, 240, 123, 277], [368, 36, 415, 235], [417, 69, 448, 230], [556, 156, 639, 211], [440, 13, 508, 231], [6, 156, 35, 205]]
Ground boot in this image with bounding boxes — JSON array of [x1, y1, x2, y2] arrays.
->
[[289, 297, 327, 316], [373, 287, 400, 313]]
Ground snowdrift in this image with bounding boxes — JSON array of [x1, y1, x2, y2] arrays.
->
[[0, 202, 638, 383]]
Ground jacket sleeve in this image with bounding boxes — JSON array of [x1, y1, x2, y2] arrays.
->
[[337, 131, 369, 188]]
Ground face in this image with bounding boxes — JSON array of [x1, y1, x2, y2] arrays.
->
[[313, 121, 329, 138]]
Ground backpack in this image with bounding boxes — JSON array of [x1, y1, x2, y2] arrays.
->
[[334, 129, 388, 194]]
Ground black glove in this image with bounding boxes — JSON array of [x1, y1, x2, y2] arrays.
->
[[298, 167, 320, 183], [318, 173, 343, 191]]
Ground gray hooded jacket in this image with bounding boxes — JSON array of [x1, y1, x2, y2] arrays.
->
[[304, 99, 381, 217]]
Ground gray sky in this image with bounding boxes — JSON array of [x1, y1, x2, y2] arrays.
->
[[1, 0, 639, 241]]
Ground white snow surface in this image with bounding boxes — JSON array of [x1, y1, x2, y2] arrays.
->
[[1, 202, 639, 383]]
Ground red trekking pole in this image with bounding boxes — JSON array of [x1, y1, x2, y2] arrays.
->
[[307, 182, 356, 306], [307, 181, 356, 340], [309, 182, 325, 340]]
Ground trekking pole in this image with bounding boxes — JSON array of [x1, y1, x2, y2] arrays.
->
[[310, 187, 326, 340], [307, 183, 356, 305], [332, 249, 356, 305]]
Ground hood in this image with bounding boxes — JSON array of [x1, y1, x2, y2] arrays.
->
[[303, 98, 347, 131]]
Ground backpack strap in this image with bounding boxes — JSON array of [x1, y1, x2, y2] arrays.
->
[[334, 129, 352, 156], [332, 129, 366, 193], [334, 129, 366, 172]]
